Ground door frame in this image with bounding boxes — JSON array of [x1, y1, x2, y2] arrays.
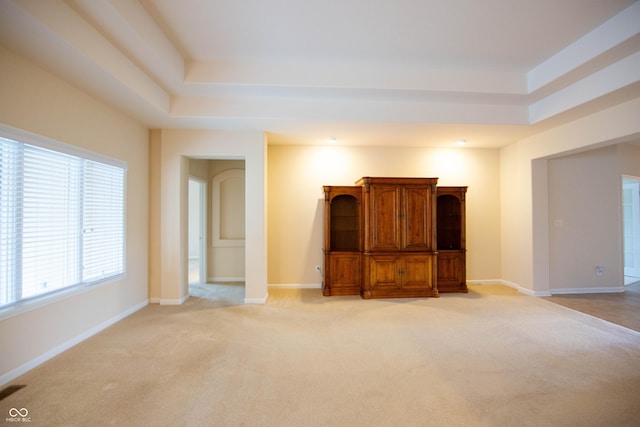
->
[[622, 175, 640, 280], [188, 176, 207, 284]]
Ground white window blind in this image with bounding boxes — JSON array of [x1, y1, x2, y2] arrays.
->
[[0, 132, 126, 309], [82, 161, 125, 282]]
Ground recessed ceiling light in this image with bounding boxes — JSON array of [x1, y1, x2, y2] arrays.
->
[[327, 136, 337, 143], [456, 139, 467, 146]]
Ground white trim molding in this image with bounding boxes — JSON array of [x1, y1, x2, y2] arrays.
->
[[208, 277, 245, 283], [244, 293, 268, 304], [268, 283, 322, 289], [0, 300, 148, 386], [550, 286, 625, 295], [159, 294, 189, 305]]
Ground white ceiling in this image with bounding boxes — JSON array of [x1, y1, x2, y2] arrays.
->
[[0, 0, 639, 148], [143, 0, 627, 70]]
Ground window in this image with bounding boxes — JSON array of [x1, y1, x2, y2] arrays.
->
[[0, 126, 126, 309]]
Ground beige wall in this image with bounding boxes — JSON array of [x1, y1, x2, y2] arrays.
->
[[501, 97, 640, 295], [267, 145, 502, 285], [548, 145, 622, 291], [619, 142, 640, 177], [0, 46, 149, 382]]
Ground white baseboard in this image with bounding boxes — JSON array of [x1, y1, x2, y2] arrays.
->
[[268, 283, 322, 289], [466, 279, 504, 285], [0, 299, 148, 387], [159, 294, 189, 305], [498, 280, 628, 296], [550, 286, 624, 295], [208, 277, 245, 283], [468, 279, 626, 297], [244, 293, 268, 304], [497, 279, 550, 296], [467, 279, 553, 296]]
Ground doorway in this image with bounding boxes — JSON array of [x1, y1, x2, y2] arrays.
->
[[188, 177, 206, 284], [187, 159, 246, 304], [623, 176, 640, 284]]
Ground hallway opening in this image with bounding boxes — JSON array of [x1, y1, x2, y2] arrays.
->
[[623, 176, 640, 285]]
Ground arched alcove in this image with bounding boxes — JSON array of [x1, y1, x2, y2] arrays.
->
[[330, 194, 360, 251], [437, 194, 461, 250]]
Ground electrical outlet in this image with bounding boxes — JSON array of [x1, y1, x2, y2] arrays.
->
[[596, 266, 604, 276], [315, 265, 321, 273]]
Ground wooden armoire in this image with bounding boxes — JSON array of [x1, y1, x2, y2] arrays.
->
[[323, 177, 443, 299]]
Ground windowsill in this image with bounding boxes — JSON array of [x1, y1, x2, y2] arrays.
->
[[0, 274, 125, 321]]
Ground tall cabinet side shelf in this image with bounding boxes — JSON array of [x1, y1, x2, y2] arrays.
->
[[436, 186, 468, 293], [322, 186, 363, 296]]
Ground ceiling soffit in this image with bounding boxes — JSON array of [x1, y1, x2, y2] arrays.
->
[[0, 0, 638, 147]]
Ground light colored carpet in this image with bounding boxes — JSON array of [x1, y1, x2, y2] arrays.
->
[[2, 284, 640, 426]]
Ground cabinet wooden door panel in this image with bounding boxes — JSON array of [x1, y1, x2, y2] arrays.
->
[[369, 185, 401, 251], [402, 255, 433, 289], [402, 186, 432, 251], [366, 254, 436, 298], [368, 255, 401, 290], [437, 252, 461, 281], [437, 250, 466, 293], [367, 183, 434, 253], [324, 253, 361, 296]]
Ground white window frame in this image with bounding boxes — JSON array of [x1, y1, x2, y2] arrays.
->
[[0, 124, 127, 318]]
